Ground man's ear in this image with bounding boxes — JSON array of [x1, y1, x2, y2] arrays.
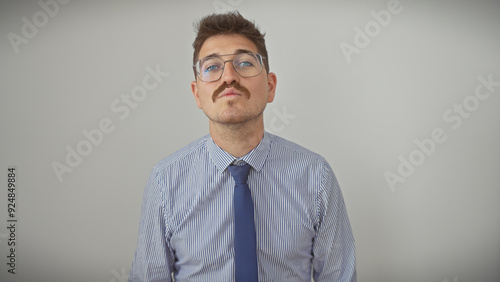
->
[[191, 81, 202, 109], [267, 72, 277, 103]]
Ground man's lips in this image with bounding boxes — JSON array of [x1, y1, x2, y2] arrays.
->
[[212, 82, 251, 102], [218, 88, 241, 98]]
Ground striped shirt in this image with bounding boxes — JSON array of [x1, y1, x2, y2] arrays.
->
[[129, 132, 356, 281]]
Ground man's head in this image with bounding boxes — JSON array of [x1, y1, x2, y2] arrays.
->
[[192, 12, 270, 76], [190, 12, 277, 131]]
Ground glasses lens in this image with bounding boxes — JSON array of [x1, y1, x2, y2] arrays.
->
[[199, 57, 224, 82], [233, 53, 262, 77], [196, 53, 264, 82]]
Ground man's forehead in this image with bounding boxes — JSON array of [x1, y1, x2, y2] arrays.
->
[[198, 34, 258, 58], [203, 49, 254, 59]]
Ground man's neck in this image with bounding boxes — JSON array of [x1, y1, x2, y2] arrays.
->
[[209, 119, 264, 158]]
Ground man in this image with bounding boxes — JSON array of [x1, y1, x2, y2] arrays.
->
[[129, 12, 356, 282]]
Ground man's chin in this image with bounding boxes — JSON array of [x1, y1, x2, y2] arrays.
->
[[209, 112, 261, 126], [211, 116, 252, 125]]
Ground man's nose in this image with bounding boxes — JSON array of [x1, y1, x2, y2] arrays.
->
[[220, 60, 240, 85]]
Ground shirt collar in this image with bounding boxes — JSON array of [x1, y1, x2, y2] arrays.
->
[[207, 132, 271, 174]]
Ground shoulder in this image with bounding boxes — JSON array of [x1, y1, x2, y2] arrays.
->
[[151, 134, 209, 174], [267, 132, 326, 164], [266, 132, 337, 181]]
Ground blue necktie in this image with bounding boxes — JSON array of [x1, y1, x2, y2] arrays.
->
[[228, 162, 258, 282]]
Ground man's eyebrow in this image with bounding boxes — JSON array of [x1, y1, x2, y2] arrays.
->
[[203, 49, 254, 59], [233, 49, 253, 55]]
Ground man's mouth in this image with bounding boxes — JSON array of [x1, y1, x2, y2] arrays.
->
[[218, 88, 241, 98], [212, 82, 251, 102]]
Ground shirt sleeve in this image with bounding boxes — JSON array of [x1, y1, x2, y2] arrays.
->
[[312, 160, 357, 282], [129, 169, 175, 282]]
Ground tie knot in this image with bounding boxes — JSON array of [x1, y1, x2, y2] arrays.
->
[[228, 162, 251, 184]]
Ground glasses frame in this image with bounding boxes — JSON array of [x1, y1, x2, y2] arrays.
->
[[193, 52, 266, 82]]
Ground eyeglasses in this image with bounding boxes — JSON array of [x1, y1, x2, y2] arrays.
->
[[193, 52, 265, 82]]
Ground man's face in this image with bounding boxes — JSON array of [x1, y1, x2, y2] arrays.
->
[[191, 34, 277, 127]]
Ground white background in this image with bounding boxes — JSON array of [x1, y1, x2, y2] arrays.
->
[[1, 0, 499, 281]]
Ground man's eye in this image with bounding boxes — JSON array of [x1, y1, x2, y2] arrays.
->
[[238, 61, 254, 68], [203, 65, 220, 73]]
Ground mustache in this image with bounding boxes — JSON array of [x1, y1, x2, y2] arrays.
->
[[212, 82, 251, 102]]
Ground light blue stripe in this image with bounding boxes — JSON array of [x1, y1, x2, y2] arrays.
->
[[129, 132, 356, 282]]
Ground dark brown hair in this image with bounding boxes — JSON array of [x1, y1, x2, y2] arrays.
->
[[192, 12, 269, 77]]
